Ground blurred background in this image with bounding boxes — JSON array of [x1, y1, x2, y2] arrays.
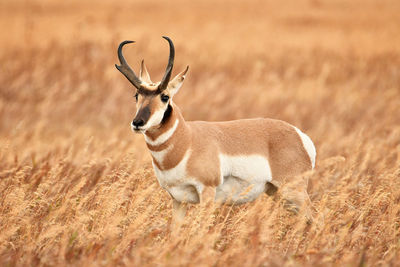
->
[[1, 0, 399, 140], [1, 0, 400, 265]]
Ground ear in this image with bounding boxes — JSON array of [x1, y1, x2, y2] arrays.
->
[[139, 60, 152, 84], [168, 66, 189, 97]]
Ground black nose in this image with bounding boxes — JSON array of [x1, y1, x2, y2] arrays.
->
[[132, 118, 145, 127]]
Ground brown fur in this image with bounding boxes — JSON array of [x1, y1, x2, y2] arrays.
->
[[145, 103, 311, 187]]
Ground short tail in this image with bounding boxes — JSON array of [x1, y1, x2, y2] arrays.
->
[[293, 127, 316, 169]]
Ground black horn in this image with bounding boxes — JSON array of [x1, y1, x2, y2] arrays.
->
[[115, 40, 142, 89], [158, 36, 175, 91]]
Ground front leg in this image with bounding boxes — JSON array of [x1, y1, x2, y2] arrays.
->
[[169, 184, 202, 225], [172, 199, 187, 222], [200, 186, 216, 204]]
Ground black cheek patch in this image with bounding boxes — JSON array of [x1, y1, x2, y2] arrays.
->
[[161, 104, 172, 125]]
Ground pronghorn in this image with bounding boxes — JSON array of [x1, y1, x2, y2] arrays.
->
[[115, 36, 316, 219]]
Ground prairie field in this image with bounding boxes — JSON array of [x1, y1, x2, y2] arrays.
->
[[1, 0, 400, 266]]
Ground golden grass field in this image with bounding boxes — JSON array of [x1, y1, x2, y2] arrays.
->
[[1, 0, 400, 265]]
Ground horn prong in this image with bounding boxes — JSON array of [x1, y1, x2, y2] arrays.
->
[[140, 59, 153, 84]]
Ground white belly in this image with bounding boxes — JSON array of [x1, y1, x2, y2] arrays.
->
[[216, 154, 272, 204], [152, 151, 272, 204]]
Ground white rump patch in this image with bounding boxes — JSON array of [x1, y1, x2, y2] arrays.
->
[[144, 119, 179, 146], [293, 127, 316, 169]]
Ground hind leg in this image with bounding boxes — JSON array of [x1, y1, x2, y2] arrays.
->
[[267, 179, 313, 222], [265, 182, 278, 196], [280, 179, 313, 221]]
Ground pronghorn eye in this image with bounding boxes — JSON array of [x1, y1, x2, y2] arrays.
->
[[161, 94, 169, 102], [134, 93, 138, 101]]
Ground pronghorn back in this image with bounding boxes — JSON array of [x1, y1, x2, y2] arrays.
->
[[188, 117, 314, 186]]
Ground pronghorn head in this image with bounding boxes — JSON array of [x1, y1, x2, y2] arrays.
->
[[115, 36, 189, 133]]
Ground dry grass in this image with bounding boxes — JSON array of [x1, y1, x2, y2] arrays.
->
[[1, 0, 400, 266]]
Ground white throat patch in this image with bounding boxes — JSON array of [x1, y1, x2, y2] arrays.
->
[[143, 108, 166, 130], [144, 119, 179, 146], [150, 144, 174, 167]]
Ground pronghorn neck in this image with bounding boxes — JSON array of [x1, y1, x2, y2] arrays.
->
[[143, 103, 189, 149]]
